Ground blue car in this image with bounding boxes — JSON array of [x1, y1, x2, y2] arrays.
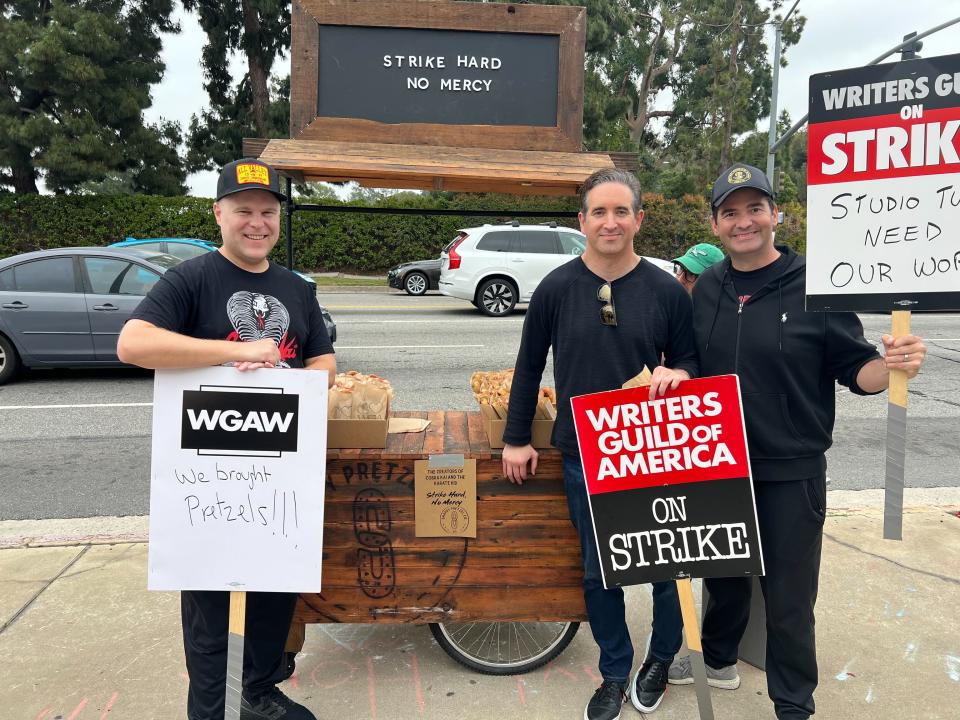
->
[[110, 238, 317, 286]]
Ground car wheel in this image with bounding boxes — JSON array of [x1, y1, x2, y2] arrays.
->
[[403, 271, 429, 296], [477, 278, 517, 316], [0, 334, 20, 385]]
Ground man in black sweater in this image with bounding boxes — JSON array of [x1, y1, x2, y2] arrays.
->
[[667, 163, 927, 719], [502, 168, 698, 720]]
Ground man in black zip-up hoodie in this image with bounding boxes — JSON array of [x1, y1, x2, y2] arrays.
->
[[667, 163, 928, 720]]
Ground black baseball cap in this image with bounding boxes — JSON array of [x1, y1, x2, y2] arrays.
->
[[216, 158, 287, 202], [710, 163, 773, 208]]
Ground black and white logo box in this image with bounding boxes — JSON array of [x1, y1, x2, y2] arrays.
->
[[806, 52, 960, 312], [181, 385, 299, 457]]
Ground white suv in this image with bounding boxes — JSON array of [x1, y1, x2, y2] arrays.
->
[[439, 223, 587, 316]]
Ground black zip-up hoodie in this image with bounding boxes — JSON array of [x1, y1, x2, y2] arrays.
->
[[692, 245, 881, 482]]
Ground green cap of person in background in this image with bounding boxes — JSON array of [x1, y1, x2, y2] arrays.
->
[[672, 242, 725, 294], [674, 242, 725, 275]]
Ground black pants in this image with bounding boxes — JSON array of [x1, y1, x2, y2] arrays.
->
[[182, 590, 298, 720], [702, 475, 826, 720]]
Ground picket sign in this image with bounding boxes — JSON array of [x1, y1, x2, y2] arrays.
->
[[572, 369, 769, 720], [806, 53, 960, 539]]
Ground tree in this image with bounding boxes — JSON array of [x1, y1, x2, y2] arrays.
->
[[0, 1, 186, 194], [662, 0, 805, 193], [182, 0, 289, 169]]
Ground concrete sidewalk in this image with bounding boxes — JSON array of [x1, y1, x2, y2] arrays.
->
[[2, 489, 958, 720]]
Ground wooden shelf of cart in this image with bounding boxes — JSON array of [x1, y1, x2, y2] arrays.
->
[[294, 411, 585, 627]]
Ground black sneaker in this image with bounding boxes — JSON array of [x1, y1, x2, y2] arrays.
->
[[584, 680, 626, 720], [630, 658, 670, 713], [240, 687, 316, 720]]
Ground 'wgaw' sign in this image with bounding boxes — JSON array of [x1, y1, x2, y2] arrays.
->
[[806, 52, 960, 311], [571, 375, 763, 588], [148, 366, 328, 592]]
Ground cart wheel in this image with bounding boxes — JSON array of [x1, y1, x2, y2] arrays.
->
[[429, 621, 579, 675]]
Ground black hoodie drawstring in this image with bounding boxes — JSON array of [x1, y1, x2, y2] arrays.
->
[[778, 279, 783, 351], [704, 267, 728, 352]]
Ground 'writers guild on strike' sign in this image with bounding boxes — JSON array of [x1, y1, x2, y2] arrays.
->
[[147, 367, 328, 593], [571, 375, 764, 588], [806, 51, 960, 312]]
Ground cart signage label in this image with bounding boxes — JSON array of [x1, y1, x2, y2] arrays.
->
[[571, 375, 763, 587], [148, 367, 328, 592], [415, 455, 477, 538], [806, 52, 960, 311]]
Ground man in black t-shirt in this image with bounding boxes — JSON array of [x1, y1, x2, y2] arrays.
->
[[668, 163, 928, 720], [118, 158, 333, 720]]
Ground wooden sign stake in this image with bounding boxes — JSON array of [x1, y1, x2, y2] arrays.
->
[[225, 591, 247, 720], [675, 578, 715, 720], [883, 310, 911, 540]]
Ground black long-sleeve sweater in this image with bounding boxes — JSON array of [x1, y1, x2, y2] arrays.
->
[[693, 245, 881, 482], [503, 257, 698, 457]]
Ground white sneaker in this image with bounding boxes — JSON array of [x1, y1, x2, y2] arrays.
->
[[667, 655, 741, 689]]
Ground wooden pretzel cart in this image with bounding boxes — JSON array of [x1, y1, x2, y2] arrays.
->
[[287, 410, 586, 674]]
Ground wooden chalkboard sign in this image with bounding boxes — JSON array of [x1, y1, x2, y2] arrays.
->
[[291, 0, 586, 152]]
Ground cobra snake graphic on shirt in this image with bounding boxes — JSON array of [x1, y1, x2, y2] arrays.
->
[[226, 291, 291, 368]]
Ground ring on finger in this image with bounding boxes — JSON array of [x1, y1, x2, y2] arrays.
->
[[903, 353, 909, 361]]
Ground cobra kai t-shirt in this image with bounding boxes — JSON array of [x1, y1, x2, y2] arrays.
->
[[130, 250, 333, 367]]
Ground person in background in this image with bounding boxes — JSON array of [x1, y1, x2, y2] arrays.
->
[[672, 242, 725, 295], [118, 158, 335, 720]]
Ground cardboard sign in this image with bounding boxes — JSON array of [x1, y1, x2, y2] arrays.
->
[[806, 52, 960, 312], [571, 375, 763, 588], [414, 455, 477, 538], [147, 367, 328, 592]]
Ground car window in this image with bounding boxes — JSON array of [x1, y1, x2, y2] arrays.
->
[[476, 231, 515, 252], [443, 232, 467, 253], [166, 243, 209, 260], [83, 257, 160, 296], [0, 268, 13, 291], [134, 242, 164, 253], [558, 231, 586, 256], [11, 257, 77, 293], [119, 265, 161, 296], [84, 257, 133, 294], [516, 231, 559, 254]]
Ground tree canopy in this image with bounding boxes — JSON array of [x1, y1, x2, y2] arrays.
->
[[0, 0, 186, 194]]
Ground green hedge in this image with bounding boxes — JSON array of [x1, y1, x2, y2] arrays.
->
[[0, 192, 807, 271]]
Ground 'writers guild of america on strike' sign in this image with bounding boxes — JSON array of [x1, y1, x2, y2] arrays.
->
[[571, 375, 764, 588]]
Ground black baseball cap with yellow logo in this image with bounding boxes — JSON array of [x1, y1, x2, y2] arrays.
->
[[216, 158, 287, 202], [710, 163, 773, 208]]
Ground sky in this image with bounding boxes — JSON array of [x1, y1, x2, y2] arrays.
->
[[144, 0, 960, 198]]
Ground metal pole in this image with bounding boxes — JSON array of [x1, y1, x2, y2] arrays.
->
[[285, 177, 293, 270], [766, 21, 783, 184], [766, 0, 800, 184]]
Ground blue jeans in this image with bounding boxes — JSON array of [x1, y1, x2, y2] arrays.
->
[[563, 454, 683, 684]]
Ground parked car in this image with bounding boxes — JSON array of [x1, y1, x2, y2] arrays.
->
[[438, 223, 671, 316], [0, 248, 173, 384], [387, 258, 441, 296], [110, 237, 318, 286], [0, 248, 335, 386]]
